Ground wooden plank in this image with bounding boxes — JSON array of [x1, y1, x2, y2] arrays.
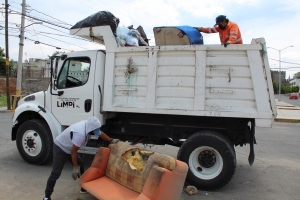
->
[[206, 89, 255, 100], [145, 51, 158, 108], [157, 87, 194, 98], [206, 50, 247, 56], [194, 51, 206, 111], [103, 52, 115, 108], [206, 57, 249, 66], [206, 67, 251, 78], [247, 50, 271, 112], [156, 97, 194, 110], [115, 56, 148, 66], [106, 44, 262, 53], [158, 56, 195, 66], [158, 51, 196, 56], [206, 99, 256, 109], [115, 76, 147, 86], [157, 66, 195, 76], [113, 96, 146, 108], [103, 106, 272, 122], [206, 77, 253, 89], [157, 77, 195, 87], [115, 51, 149, 57], [115, 87, 147, 96], [115, 66, 148, 76]]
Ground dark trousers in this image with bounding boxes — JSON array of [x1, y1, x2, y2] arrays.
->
[[45, 144, 84, 198]]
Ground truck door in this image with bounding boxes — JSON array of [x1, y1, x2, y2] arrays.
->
[[51, 51, 97, 125]]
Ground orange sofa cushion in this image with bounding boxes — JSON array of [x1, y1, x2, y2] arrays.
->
[[105, 142, 177, 193], [81, 176, 139, 200]]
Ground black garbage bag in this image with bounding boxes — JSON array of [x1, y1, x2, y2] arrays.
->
[[71, 11, 119, 36]]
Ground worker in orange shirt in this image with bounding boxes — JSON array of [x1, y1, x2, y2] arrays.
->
[[195, 15, 243, 46]]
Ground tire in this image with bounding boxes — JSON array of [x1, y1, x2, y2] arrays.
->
[[16, 119, 53, 165], [177, 130, 236, 190]]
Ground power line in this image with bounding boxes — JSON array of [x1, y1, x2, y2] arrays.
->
[[2, 8, 71, 29], [269, 58, 300, 65], [29, 8, 72, 26], [37, 32, 90, 50], [25, 37, 71, 51], [27, 30, 90, 41], [2, 27, 90, 50], [41, 23, 69, 34], [8, 1, 69, 26], [0, 32, 70, 51], [30, 24, 46, 58]]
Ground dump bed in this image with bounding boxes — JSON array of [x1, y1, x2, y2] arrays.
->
[[71, 26, 277, 127]]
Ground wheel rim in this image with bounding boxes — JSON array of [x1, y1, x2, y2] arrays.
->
[[189, 146, 223, 180], [21, 130, 42, 156]]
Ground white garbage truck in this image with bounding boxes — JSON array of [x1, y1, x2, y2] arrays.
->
[[11, 26, 276, 190]]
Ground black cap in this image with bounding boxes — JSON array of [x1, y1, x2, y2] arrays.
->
[[214, 15, 227, 26]]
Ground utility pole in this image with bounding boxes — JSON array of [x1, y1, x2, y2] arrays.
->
[[5, 0, 11, 110], [16, 0, 26, 96]]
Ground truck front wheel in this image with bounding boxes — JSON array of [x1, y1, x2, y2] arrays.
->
[[16, 119, 53, 165], [177, 130, 236, 190]]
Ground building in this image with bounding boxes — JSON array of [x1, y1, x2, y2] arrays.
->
[[22, 58, 51, 78], [290, 79, 300, 87], [271, 70, 289, 86]]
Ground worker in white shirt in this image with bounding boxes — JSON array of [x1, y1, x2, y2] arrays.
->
[[43, 116, 119, 200]]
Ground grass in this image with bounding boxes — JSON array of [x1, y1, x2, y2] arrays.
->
[[0, 94, 7, 107]]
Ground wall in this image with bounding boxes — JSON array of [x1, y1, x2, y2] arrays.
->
[[22, 78, 50, 95], [0, 77, 16, 95], [0, 77, 49, 95]]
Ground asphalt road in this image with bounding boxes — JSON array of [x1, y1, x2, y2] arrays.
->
[[0, 112, 300, 200], [275, 94, 300, 107]]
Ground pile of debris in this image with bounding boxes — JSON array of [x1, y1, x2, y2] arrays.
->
[[71, 11, 149, 47]]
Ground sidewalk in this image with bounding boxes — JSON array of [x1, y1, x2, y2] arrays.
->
[[1, 100, 300, 122], [275, 99, 300, 123], [0, 107, 14, 113]]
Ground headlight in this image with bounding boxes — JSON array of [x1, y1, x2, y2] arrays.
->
[[24, 95, 35, 102]]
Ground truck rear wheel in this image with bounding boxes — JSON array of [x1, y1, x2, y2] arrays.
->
[[177, 130, 236, 190], [16, 119, 53, 165]]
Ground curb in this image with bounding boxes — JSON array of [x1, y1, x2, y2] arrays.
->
[[0, 109, 14, 113], [275, 118, 300, 123]]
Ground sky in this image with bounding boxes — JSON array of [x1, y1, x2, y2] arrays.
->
[[1, 0, 300, 79]]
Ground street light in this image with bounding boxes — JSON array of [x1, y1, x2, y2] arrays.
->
[[24, 21, 43, 28], [267, 45, 294, 101]]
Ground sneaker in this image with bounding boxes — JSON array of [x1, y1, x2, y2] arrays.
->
[[80, 188, 87, 194], [43, 198, 51, 200]]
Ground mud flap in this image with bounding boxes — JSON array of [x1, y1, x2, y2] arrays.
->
[[248, 119, 256, 166]]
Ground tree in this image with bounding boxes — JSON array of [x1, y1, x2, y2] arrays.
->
[[48, 51, 65, 59], [0, 47, 14, 77], [293, 72, 300, 79], [273, 81, 278, 94]]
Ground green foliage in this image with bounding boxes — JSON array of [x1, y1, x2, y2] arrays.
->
[[48, 51, 65, 59], [293, 72, 300, 79], [273, 81, 278, 94], [0, 47, 15, 76], [0, 94, 7, 107], [281, 85, 299, 94]]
